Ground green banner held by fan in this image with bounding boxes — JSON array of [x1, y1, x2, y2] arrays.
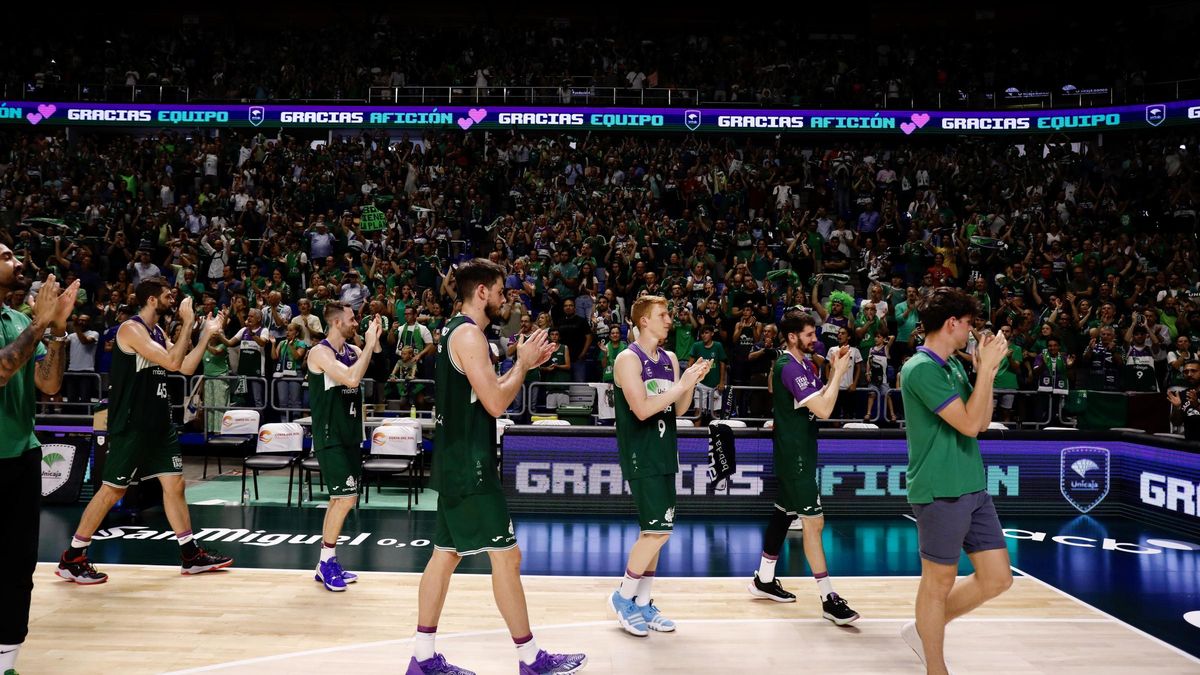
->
[[360, 205, 386, 232]]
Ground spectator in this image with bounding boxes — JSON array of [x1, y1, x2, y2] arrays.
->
[[272, 323, 309, 415], [1167, 360, 1200, 440], [65, 315, 100, 406], [553, 298, 593, 383], [262, 291, 293, 341], [826, 326, 864, 420], [395, 306, 435, 375], [290, 298, 325, 343], [689, 324, 727, 419]]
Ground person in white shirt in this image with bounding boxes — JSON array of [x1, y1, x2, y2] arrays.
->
[[309, 222, 336, 261], [862, 283, 890, 318], [130, 251, 162, 285], [66, 314, 100, 405], [338, 271, 369, 312], [395, 306, 435, 378], [262, 291, 293, 340], [290, 298, 325, 342], [773, 183, 792, 210], [826, 327, 863, 420], [814, 208, 835, 240]]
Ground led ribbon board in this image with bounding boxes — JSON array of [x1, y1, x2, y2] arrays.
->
[[5, 100, 1200, 134]]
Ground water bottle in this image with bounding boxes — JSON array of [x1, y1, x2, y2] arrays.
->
[[410, 404, 417, 418], [242, 486, 250, 506]]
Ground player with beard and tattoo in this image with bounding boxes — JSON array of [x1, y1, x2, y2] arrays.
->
[[746, 311, 860, 625], [0, 244, 77, 675], [57, 277, 232, 584], [407, 259, 587, 675]]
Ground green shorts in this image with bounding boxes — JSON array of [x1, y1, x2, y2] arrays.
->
[[434, 490, 517, 556], [102, 427, 183, 488], [775, 471, 823, 519], [629, 474, 677, 533], [314, 445, 363, 498]]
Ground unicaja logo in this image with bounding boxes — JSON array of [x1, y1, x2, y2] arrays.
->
[[1069, 458, 1101, 491], [40, 443, 75, 496], [1060, 447, 1110, 513]]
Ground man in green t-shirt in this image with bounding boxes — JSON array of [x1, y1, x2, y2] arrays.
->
[[688, 324, 727, 418], [0, 251, 76, 675], [898, 287, 1012, 675], [992, 324, 1023, 423]]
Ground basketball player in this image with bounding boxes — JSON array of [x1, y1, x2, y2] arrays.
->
[[899, 288, 1012, 675], [0, 244, 76, 675], [305, 302, 382, 591], [58, 278, 232, 583], [747, 312, 860, 624], [609, 295, 711, 637], [408, 259, 585, 675]]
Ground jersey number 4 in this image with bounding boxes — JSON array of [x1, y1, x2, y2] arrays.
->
[[349, 403, 357, 418]]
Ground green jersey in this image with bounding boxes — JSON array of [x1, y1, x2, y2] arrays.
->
[[900, 347, 985, 504], [544, 344, 570, 382], [307, 340, 363, 451], [772, 353, 822, 479], [689, 340, 726, 388], [202, 342, 230, 377], [615, 343, 679, 478], [109, 317, 173, 435], [994, 345, 1023, 390], [432, 315, 499, 496], [276, 339, 309, 375], [0, 307, 46, 459]]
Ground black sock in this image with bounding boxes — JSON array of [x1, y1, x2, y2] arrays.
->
[[762, 509, 794, 558], [180, 540, 199, 558]]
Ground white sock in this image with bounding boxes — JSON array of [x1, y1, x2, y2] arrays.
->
[[70, 535, 89, 550], [176, 530, 194, 545], [635, 573, 654, 607], [619, 569, 640, 600], [757, 555, 778, 583], [515, 635, 539, 665], [320, 544, 336, 563], [815, 574, 834, 601], [0, 644, 19, 671], [414, 629, 436, 661]]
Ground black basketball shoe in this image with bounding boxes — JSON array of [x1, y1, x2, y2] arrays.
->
[[180, 547, 234, 575], [821, 592, 860, 625], [748, 571, 796, 602]]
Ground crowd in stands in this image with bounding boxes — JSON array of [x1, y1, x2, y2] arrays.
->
[[5, 10, 1197, 106], [2, 125, 1199, 431]]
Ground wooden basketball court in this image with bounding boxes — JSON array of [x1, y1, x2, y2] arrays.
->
[[23, 564, 1198, 674]]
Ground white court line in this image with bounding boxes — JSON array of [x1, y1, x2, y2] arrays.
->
[[898, 512, 1200, 665], [160, 616, 1118, 674], [1010, 564, 1200, 666], [34, 562, 922, 580]]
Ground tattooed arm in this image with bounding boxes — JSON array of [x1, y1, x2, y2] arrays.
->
[[0, 319, 50, 388], [1, 274, 79, 392], [34, 338, 66, 395]]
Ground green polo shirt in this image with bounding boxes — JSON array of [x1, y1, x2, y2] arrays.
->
[[899, 347, 985, 504], [0, 307, 47, 459]]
